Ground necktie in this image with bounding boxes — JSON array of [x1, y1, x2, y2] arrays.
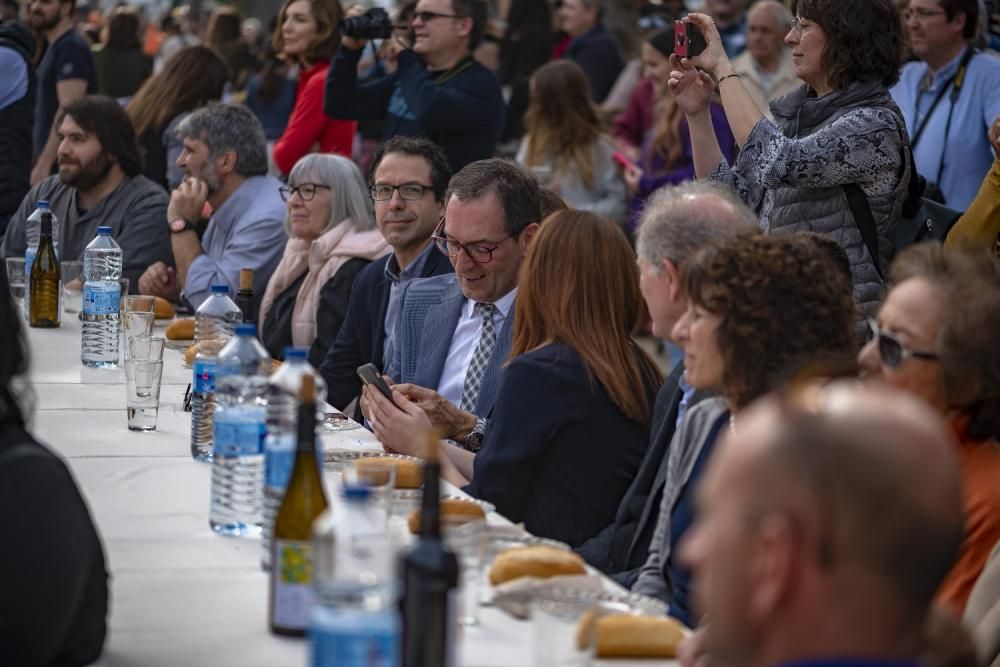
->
[[460, 302, 497, 412]]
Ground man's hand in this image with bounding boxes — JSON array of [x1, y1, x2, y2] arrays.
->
[[138, 261, 180, 301], [393, 383, 477, 440], [364, 384, 434, 455], [168, 178, 209, 224], [341, 4, 369, 51]]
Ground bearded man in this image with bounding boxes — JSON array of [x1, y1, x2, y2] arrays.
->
[[136, 103, 286, 309], [2, 95, 171, 290]]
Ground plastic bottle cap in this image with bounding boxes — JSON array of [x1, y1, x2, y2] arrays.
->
[[96, 226, 112, 234], [210, 284, 230, 294], [343, 485, 372, 500], [235, 323, 257, 336], [37, 200, 49, 209], [283, 347, 307, 360]]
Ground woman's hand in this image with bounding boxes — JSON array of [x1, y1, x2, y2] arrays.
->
[[668, 53, 716, 116], [681, 13, 729, 78], [623, 163, 643, 194]]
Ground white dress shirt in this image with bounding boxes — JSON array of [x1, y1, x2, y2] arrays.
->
[[436, 288, 517, 408]]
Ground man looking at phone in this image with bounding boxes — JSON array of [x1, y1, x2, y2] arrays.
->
[[324, 0, 504, 173], [319, 136, 454, 420], [360, 158, 541, 453]]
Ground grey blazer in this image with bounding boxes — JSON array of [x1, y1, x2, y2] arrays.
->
[[385, 273, 513, 419]]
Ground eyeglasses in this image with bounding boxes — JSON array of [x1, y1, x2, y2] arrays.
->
[[432, 222, 515, 264], [866, 319, 939, 369], [279, 183, 331, 202], [903, 7, 947, 20], [789, 16, 808, 34], [412, 10, 462, 23], [370, 183, 434, 201]]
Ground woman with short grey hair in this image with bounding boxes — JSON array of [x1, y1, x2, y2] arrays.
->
[[259, 154, 389, 365]]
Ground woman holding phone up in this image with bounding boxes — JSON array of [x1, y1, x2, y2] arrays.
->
[[669, 0, 910, 321]]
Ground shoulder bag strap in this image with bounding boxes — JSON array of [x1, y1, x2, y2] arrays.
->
[[844, 183, 885, 282]]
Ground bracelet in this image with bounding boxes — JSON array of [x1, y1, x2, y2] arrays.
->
[[717, 73, 742, 86]]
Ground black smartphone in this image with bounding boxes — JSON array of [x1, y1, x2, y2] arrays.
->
[[674, 19, 706, 58], [357, 363, 396, 404]]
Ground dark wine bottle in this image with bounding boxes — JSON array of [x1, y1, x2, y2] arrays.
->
[[401, 435, 459, 667], [29, 211, 60, 328], [269, 374, 328, 636], [235, 268, 255, 324]]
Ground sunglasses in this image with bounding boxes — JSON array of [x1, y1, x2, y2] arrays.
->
[[866, 319, 939, 369]]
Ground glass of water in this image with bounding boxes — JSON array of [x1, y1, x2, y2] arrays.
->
[[443, 519, 487, 627], [61, 260, 83, 313], [6, 257, 25, 312], [125, 358, 164, 431], [123, 311, 155, 360]]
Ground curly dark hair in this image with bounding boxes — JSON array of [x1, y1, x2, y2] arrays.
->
[[792, 0, 904, 89], [58, 96, 143, 177], [682, 234, 857, 409]]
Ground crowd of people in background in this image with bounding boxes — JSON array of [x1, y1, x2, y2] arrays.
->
[[3, 0, 1000, 665]]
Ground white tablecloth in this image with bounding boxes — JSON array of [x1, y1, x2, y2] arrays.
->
[[23, 315, 675, 667]]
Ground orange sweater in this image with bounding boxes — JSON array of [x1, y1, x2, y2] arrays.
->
[[937, 431, 1000, 614]]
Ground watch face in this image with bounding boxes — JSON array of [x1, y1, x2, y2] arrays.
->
[[170, 218, 188, 232]]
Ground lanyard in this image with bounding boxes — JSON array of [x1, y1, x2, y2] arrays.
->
[[910, 47, 975, 183]]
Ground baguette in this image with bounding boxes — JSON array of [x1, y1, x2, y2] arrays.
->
[[355, 456, 423, 489], [153, 297, 175, 319], [165, 318, 194, 340], [590, 614, 685, 658], [488, 545, 586, 586], [407, 497, 486, 534]]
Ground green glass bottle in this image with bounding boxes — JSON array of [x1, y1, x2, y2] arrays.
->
[[29, 211, 60, 328]]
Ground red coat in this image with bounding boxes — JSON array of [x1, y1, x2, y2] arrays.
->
[[273, 60, 356, 174]]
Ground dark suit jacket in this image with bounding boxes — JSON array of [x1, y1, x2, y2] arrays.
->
[[565, 22, 624, 103], [576, 363, 685, 574], [319, 248, 453, 418], [385, 273, 513, 419], [465, 342, 656, 548]]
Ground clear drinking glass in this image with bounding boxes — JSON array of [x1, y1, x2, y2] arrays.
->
[[129, 335, 165, 362], [123, 311, 155, 360], [443, 519, 487, 627], [6, 257, 25, 312], [532, 593, 632, 667], [61, 260, 83, 313], [125, 359, 164, 431], [125, 294, 155, 314], [343, 460, 397, 526]]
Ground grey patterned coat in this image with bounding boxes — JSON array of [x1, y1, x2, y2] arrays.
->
[[712, 80, 911, 319]]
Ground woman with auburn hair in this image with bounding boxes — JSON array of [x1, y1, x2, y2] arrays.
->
[[369, 210, 662, 547], [270, 0, 356, 175], [517, 60, 626, 222], [127, 46, 229, 191]]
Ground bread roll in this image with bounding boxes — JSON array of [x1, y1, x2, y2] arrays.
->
[[488, 545, 586, 586], [355, 456, 423, 489], [407, 497, 486, 534], [184, 343, 198, 366], [591, 614, 685, 658], [165, 318, 194, 340], [153, 297, 175, 319]]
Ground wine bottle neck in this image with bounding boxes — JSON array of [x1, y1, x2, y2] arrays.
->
[[40, 213, 52, 237], [296, 400, 316, 454], [420, 462, 442, 536]]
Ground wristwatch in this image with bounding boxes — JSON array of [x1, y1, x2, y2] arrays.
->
[[462, 417, 488, 453], [169, 217, 196, 234]]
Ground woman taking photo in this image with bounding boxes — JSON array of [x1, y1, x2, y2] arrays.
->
[[127, 46, 229, 191], [668, 0, 909, 319], [270, 0, 356, 175], [631, 233, 857, 626], [259, 154, 389, 367], [623, 27, 735, 230], [517, 61, 627, 222], [367, 210, 662, 547]]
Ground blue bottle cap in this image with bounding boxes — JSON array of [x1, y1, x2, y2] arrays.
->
[[343, 485, 372, 500], [283, 347, 307, 359], [235, 323, 256, 336], [210, 284, 230, 294], [96, 226, 112, 235], [37, 200, 49, 209]]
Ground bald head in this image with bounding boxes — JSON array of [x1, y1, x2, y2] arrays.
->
[[748, 0, 792, 26], [747, 0, 791, 67]]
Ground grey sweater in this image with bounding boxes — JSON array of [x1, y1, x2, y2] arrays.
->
[[632, 397, 729, 602]]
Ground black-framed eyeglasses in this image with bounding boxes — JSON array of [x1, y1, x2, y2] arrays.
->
[[412, 10, 462, 23], [370, 183, 434, 201], [279, 183, 331, 202], [866, 319, 939, 369], [432, 220, 515, 264]]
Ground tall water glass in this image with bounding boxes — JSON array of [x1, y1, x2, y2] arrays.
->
[[6, 257, 25, 312], [61, 260, 83, 313], [123, 311, 155, 360]]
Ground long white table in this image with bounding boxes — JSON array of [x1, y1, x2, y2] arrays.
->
[[24, 314, 675, 667]]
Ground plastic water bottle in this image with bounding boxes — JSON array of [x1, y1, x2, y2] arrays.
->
[[24, 200, 60, 317], [190, 285, 243, 461], [209, 323, 270, 536], [310, 486, 400, 667], [80, 226, 121, 368], [261, 347, 327, 570]]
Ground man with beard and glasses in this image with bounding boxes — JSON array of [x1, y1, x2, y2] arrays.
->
[[27, 0, 97, 187], [1, 95, 171, 289], [137, 103, 286, 310]]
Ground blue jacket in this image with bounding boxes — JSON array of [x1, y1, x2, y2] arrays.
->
[[565, 22, 624, 103]]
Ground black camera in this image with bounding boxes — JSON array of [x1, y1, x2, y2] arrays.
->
[[340, 7, 394, 40]]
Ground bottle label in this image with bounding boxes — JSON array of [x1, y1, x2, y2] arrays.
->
[[264, 434, 295, 489], [272, 539, 316, 630], [309, 609, 399, 667], [213, 415, 265, 456], [193, 359, 216, 393], [82, 281, 121, 315]]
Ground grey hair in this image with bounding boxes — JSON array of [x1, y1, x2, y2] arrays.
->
[[286, 154, 375, 237], [176, 103, 268, 177], [636, 180, 760, 271], [750, 0, 793, 27]]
